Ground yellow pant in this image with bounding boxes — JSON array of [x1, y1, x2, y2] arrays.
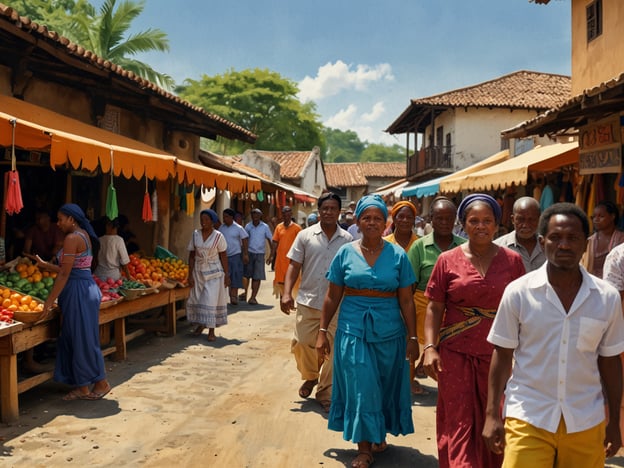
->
[[503, 417, 605, 468], [291, 303, 336, 401]]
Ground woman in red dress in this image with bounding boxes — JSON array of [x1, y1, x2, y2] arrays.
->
[[423, 194, 525, 468]]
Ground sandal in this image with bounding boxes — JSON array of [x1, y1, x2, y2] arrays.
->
[[372, 441, 387, 453], [317, 399, 331, 413], [248, 298, 258, 305], [411, 380, 429, 395], [298, 379, 318, 398], [85, 383, 112, 400], [62, 388, 91, 401], [189, 325, 205, 336], [351, 451, 374, 468]]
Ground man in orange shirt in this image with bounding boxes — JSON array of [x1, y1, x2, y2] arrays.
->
[[269, 206, 301, 298]]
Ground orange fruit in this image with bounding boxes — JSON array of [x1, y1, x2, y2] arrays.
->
[[2, 298, 11, 308]]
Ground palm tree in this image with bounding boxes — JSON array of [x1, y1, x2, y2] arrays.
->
[[68, 0, 174, 90]]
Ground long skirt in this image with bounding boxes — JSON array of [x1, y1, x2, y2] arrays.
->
[[328, 330, 414, 443], [186, 272, 228, 328], [436, 346, 502, 468], [54, 269, 106, 387]]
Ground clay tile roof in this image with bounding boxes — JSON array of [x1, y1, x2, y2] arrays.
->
[[0, 3, 256, 143], [359, 162, 406, 178], [411, 70, 570, 110], [325, 162, 405, 188], [386, 70, 571, 134], [251, 150, 314, 180]]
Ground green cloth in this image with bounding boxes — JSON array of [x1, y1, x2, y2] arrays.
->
[[106, 184, 118, 220], [407, 232, 466, 291]]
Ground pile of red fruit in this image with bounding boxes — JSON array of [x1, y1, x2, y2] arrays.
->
[[93, 276, 123, 303], [0, 307, 14, 323]]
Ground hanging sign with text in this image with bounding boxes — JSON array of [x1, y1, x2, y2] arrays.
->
[[579, 116, 622, 174]]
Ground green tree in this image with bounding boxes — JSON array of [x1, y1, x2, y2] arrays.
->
[[177, 69, 326, 155], [361, 143, 406, 162], [4, 0, 174, 90], [323, 128, 365, 163]]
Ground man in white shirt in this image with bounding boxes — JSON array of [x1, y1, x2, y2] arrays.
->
[[483, 202, 624, 467], [494, 197, 545, 273], [281, 192, 352, 412], [219, 208, 249, 305], [241, 208, 273, 305]]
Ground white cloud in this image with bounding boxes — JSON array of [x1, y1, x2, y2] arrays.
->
[[324, 101, 399, 145], [298, 60, 394, 102], [361, 101, 385, 123]]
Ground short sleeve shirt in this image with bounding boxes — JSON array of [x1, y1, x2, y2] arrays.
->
[[493, 231, 546, 273], [218, 222, 249, 257], [488, 264, 624, 433]]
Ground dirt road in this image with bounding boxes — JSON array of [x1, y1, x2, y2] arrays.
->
[[2, 269, 624, 467]]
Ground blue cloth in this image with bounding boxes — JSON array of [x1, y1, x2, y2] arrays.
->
[[354, 194, 388, 221], [53, 267, 105, 387], [457, 193, 501, 223], [325, 242, 415, 442], [200, 209, 219, 224], [227, 253, 244, 288]]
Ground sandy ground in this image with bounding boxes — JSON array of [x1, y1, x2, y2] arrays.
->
[[1, 269, 624, 467]]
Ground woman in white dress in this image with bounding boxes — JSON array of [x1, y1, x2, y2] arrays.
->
[[186, 209, 230, 341]]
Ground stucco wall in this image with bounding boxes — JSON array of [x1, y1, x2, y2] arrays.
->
[[571, 0, 624, 94], [432, 107, 541, 171]]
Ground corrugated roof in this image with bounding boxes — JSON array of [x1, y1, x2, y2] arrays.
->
[[325, 162, 406, 188], [0, 3, 256, 143], [386, 70, 571, 134]]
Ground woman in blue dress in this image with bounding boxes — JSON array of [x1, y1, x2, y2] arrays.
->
[[38, 204, 111, 401], [316, 194, 418, 468]]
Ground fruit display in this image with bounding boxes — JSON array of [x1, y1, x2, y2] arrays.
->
[[0, 286, 44, 312], [0, 258, 56, 301], [0, 307, 14, 323], [125, 254, 188, 285], [93, 276, 123, 304]]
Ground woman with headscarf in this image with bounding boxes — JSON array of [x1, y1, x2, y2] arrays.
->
[[423, 194, 525, 468], [582, 200, 624, 278], [316, 194, 417, 468], [186, 209, 230, 341], [37, 204, 111, 400]]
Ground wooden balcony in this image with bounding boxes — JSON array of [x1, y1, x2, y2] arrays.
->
[[407, 146, 453, 178]]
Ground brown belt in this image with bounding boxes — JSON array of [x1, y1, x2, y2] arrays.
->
[[343, 287, 396, 298]]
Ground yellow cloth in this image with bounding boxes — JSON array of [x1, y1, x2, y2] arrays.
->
[[413, 290, 428, 346], [503, 417, 605, 468]]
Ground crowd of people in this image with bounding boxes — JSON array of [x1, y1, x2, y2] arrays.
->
[[11, 190, 624, 468]]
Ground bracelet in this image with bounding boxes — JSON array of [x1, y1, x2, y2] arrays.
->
[[319, 328, 328, 333], [409, 336, 418, 341], [423, 343, 437, 351]]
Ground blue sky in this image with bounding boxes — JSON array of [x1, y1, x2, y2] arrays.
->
[[94, 0, 571, 146]]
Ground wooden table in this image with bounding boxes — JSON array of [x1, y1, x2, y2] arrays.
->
[[0, 287, 189, 423]]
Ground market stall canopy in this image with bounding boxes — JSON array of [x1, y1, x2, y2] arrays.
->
[[270, 179, 317, 203], [403, 175, 447, 198], [446, 142, 578, 192], [0, 94, 260, 191], [437, 150, 511, 194], [374, 178, 409, 198], [175, 159, 260, 194]]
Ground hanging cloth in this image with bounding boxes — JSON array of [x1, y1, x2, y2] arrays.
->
[[142, 176, 153, 223], [5, 119, 23, 216], [105, 149, 119, 220], [179, 183, 187, 213], [151, 188, 158, 222], [186, 185, 195, 216]]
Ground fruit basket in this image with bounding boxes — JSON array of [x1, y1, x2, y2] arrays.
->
[[119, 288, 147, 301], [99, 297, 124, 309], [160, 278, 177, 290]]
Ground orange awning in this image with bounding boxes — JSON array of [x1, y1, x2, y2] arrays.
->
[[0, 94, 260, 192], [0, 94, 176, 180], [448, 142, 578, 192], [175, 159, 260, 193]]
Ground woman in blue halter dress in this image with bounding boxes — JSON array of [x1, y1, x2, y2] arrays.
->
[[38, 204, 111, 401]]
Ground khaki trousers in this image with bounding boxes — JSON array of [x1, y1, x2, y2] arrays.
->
[[291, 303, 337, 401]]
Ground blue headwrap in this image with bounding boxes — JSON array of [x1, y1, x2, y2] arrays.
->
[[457, 194, 501, 223], [355, 194, 388, 221], [59, 203, 98, 241], [200, 209, 219, 224]]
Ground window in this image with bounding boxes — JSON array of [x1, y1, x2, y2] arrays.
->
[[587, 0, 602, 42], [436, 126, 444, 147]]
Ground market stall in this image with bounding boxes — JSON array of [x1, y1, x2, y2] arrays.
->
[[0, 285, 189, 423]]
